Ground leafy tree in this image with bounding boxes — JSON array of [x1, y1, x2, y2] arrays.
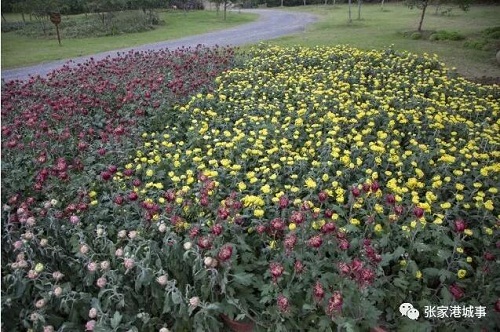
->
[[406, 0, 471, 32]]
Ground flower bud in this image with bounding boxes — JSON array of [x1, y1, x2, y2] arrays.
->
[[80, 244, 90, 255], [157, 275, 168, 286], [118, 230, 127, 238], [53, 286, 63, 297], [124, 258, 135, 270], [183, 242, 193, 250], [189, 296, 200, 307], [35, 299, 46, 309], [158, 223, 167, 233], [96, 277, 107, 288], [88, 308, 98, 319], [100, 260, 110, 271]]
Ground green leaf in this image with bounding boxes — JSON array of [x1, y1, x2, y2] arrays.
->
[[423, 268, 440, 277], [110, 311, 122, 329], [230, 272, 254, 287], [393, 277, 409, 290]]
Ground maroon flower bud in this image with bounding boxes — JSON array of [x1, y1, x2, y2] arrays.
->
[[101, 171, 111, 181], [359, 268, 375, 286], [271, 218, 285, 231], [294, 260, 305, 274], [164, 189, 175, 202], [324, 209, 333, 218], [217, 207, 230, 220], [495, 299, 500, 313], [256, 225, 266, 234], [278, 196, 289, 209], [362, 183, 371, 193], [449, 283, 464, 300], [197, 236, 212, 249], [128, 192, 138, 201], [108, 165, 118, 174], [307, 235, 323, 248], [199, 195, 209, 207], [318, 191, 328, 202], [351, 258, 363, 272], [132, 179, 142, 187], [123, 169, 134, 177], [270, 262, 284, 279], [454, 219, 466, 233], [212, 223, 223, 236], [313, 280, 325, 301], [189, 226, 200, 238], [394, 205, 404, 216], [351, 186, 361, 197], [385, 194, 396, 205], [326, 291, 343, 315], [484, 252, 495, 261], [284, 233, 297, 252], [98, 148, 106, 156], [218, 245, 233, 262], [338, 262, 350, 275], [413, 207, 424, 218], [320, 222, 336, 234], [371, 181, 380, 192], [290, 211, 305, 224], [277, 294, 290, 313], [114, 196, 124, 205], [338, 239, 350, 251]]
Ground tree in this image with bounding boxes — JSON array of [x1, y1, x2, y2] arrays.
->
[[348, 0, 352, 23], [357, 0, 362, 20], [406, 0, 471, 32]]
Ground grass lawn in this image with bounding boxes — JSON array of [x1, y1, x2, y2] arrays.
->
[[269, 3, 500, 82], [1, 10, 258, 69]]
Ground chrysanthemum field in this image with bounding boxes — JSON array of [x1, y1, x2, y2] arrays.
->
[[1, 45, 499, 332]]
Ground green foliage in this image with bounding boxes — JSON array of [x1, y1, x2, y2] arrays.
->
[[429, 30, 465, 41]]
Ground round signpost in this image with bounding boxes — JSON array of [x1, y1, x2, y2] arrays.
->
[[49, 12, 62, 45]]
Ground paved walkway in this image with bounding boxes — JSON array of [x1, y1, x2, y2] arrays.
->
[[1, 9, 317, 82]]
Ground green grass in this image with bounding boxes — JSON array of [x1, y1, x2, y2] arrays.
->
[[267, 3, 500, 81], [1, 10, 258, 69]]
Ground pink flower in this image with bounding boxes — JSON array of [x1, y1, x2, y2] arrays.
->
[[156, 275, 168, 286], [284, 233, 297, 252], [278, 195, 289, 209], [270, 262, 284, 281], [294, 260, 305, 274], [53, 286, 63, 297], [88, 308, 98, 319], [307, 235, 323, 248], [189, 296, 200, 308], [313, 280, 325, 302], [70, 215, 80, 225], [52, 271, 64, 281], [454, 219, 466, 233], [124, 258, 135, 270], [85, 320, 96, 331], [326, 291, 343, 315], [96, 277, 107, 288], [115, 248, 124, 257], [13, 240, 23, 250], [277, 294, 290, 313], [87, 262, 97, 272], [44, 326, 55, 332], [449, 283, 464, 300], [80, 244, 90, 255], [217, 245, 233, 262]]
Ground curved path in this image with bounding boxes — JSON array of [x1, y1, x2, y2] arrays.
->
[[1, 9, 317, 82]]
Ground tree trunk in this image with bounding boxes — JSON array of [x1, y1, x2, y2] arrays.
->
[[224, 1, 227, 21], [381, 0, 385, 11], [303, 0, 306, 6], [418, 0, 428, 32], [1, 12, 6, 22], [281, 0, 284, 6], [348, 0, 352, 23], [357, 0, 362, 20]]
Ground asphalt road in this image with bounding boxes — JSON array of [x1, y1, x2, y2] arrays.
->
[[1, 9, 318, 82]]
